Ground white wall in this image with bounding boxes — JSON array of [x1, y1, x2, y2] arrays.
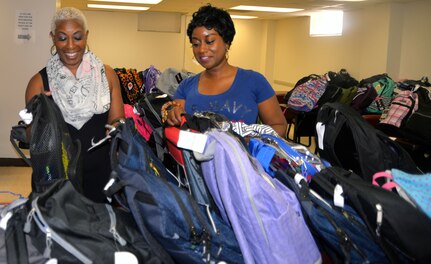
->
[[0, 0, 56, 158]]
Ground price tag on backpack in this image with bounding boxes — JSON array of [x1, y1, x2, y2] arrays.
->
[[177, 130, 208, 153], [115, 251, 138, 264], [333, 184, 345, 208], [316, 122, 325, 150]]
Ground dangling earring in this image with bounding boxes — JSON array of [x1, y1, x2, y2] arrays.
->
[[50, 45, 57, 56], [85, 44, 90, 54], [225, 50, 229, 60]]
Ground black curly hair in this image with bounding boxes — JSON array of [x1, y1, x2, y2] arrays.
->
[[187, 4, 236, 45]]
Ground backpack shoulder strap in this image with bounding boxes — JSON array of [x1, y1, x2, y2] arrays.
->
[[39, 67, 50, 92]]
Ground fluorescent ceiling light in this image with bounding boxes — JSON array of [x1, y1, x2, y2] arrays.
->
[[230, 15, 257, 19], [87, 4, 149, 11], [231, 5, 303, 13], [89, 0, 161, 3]]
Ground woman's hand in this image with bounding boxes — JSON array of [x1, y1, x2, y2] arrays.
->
[[163, 99, 186, 126]]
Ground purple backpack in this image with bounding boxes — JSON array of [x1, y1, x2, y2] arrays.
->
[[198, 130, 321, 264]]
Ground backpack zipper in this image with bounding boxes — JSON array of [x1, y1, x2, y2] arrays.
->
[[105, 204, 127, 247], [25, 198, 93, 264]]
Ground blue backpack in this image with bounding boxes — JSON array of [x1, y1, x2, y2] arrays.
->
[[249, 134, 330, 181], [198, 130, 321, 264], [106, 119, 244, 264]]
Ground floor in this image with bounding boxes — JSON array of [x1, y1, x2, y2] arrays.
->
[[0, 166, 31, 205]]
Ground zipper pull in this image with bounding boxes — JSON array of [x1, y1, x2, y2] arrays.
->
[[110, 226, 127, 246], [43, 229, 53, 258], [106, 204, 127, 246], [375, 203, 383, 237], [24, 208, 35, 233], [43, 229, 58, 264]]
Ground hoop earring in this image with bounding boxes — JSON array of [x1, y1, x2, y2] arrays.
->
[[50, 45, 57, 56], [85, 44, 90, 53]]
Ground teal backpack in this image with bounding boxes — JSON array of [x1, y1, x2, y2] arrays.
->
[[362, 74, 395, 114]]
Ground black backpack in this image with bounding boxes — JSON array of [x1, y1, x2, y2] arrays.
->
[[310, 166, 431, 263], [403, 87, 431, 145], [24, 93, 83, 195], [4, 179, 164, 264], [315, 102, 420, 181]]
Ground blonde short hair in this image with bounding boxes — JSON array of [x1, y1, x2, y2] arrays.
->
[[50, 7, 88, 34]]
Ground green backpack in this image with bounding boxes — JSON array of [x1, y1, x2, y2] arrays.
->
[[362, 74, 395, 114]]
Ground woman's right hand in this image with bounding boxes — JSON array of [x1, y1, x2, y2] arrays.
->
[[164, 100, 186, 126]]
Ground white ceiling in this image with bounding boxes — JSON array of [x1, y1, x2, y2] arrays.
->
[[61, 0, 416, 19]]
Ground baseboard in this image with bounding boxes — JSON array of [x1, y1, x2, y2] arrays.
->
[[0, 158, 30, 167]]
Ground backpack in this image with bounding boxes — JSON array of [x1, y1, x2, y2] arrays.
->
[[311, 166, 431, 263], [134, 91, 174, 160], [315, 102, 420, 181], [250, 134, 329, 181], [4, 179, 163, 264], [379, 89, 418, 128], [287, 74, 329, 112], [140, 65, 161, 94], [156, 67, 194, 96], [403, 87, 431, 145], [114, 68, 144, 105], [360, 74, 395, 114], [274, 168, 389, 264], [105, 119, 244, 264], [10, 121, 31, 166], [163, 114, 222, 211], [1, 198, 45, 264], [327, 69, 359, 89], [350, 83, 378, 112], [198, 130, 321, 264], [20, 93, 83, 195]]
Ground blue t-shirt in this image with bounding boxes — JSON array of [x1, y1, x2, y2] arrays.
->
[[174, 68, 275, 124]]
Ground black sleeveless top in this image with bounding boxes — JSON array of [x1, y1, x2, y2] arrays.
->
[[39, 68, 111, 202]]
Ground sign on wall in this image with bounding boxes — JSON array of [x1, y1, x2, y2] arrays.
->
[[15, 10, 35, 44]]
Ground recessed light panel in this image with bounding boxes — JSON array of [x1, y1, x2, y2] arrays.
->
[[231, 5, 303, 13], [87, 4, 150, 11]]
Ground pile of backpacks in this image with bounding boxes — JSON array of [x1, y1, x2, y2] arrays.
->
[[3, 66, 431, 264], [284, 69, 431, 172]]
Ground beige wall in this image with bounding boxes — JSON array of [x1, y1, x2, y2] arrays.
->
[[399, 0, 431, 79], [272, 3, 393, 90], [83, 10, 269, 75], [1, 0, 431, 158], [83, 10, 186, 71], [1, 0, 56, 158]]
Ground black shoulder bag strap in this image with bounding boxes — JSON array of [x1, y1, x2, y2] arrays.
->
[[39, 67, 50, 91]]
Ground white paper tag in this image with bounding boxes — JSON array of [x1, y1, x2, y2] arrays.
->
[[19, 109, 33, 125], [115, 251, 138, 264], [333, 184, 344, 208], [45, 258, 58, 264], [0, 212, 12, 230], [316, 122, 325, 150], [177, 130, 208, 153]]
